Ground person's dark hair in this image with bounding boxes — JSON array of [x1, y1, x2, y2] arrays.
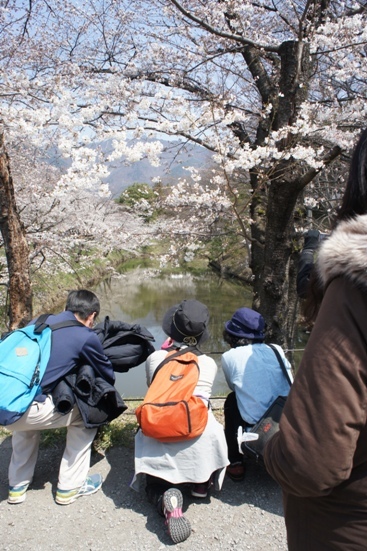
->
[[223, 329, 264, 348], [65, 289, 100, 320], [303, 128, 367, 323], [334, 127, 367, 226]]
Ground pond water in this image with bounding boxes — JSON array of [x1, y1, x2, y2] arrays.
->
[[95, 269, 253, 398]]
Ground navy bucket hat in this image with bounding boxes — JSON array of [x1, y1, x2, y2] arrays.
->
[[162, 299, 210, 346], [225, 307, 265, 340]]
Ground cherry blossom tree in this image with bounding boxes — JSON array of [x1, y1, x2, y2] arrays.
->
[[0, 126, 32, 328], [1, 0, 367, 344], [81, 0, 367, 343], [0, 0, 163, 325], [122, 0, 367, 345]]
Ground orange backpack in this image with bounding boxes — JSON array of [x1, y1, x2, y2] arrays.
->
[[135, 348, 209, 442]]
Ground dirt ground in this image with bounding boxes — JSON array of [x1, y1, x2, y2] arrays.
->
[[0, 432, 288, 551]]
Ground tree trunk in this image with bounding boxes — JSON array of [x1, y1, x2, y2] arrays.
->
[[0, 128, 32, 329], [249, 169, 267, 312], [258, 180, 301, 345], [250, 40, 313, 346]]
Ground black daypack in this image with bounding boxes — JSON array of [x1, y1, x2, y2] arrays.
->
[[94, 316, 155, 372]]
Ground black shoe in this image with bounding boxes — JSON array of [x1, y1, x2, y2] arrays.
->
[[226, 462, 246, 482]]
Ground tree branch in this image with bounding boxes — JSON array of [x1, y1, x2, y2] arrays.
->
[[168, 0, 280, 52], [297, 145, 342, 189]]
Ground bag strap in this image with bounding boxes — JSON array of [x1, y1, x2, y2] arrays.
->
[[33, 313, 51, 334], [49, 320, 84, 331], [268, 344, 292, 387], [34, 314, 84, 334], [151, 346, 199, 383], [103, 315, 110, 338]]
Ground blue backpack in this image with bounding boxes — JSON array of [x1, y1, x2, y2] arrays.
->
[[0, 314, 82, 426]]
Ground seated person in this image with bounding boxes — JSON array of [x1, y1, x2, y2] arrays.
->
[[130, 299, 229, 544], [221, 307, 292, 481]]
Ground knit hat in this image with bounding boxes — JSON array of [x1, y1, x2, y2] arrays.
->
[[162, 299, 210, 346], [224, 307, 265, 340]]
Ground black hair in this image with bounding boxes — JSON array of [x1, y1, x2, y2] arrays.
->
[[223, 329, 264, 348], [65, 289, 100, 320], [334, 127, 367, 225], [303, 128, 367, 323]]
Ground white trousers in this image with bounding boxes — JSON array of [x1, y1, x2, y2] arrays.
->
[[7, 395, 97, 490]]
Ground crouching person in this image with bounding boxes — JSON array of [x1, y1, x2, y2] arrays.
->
[[5, 290, 115, 505], [131, 299, 229, 544], [222, 307, 292, 481]]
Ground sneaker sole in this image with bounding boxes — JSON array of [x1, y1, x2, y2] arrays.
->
[[191, 490, 208, 498], [163, 489, 191, 544], [227, 474, 245, 482], [226, 465, 246, 482], [55, 481, 102, 505], [55, 492, 80, 506], [7, 494, 27, 504], [226, 471, 245, 482], [7, 483, 29, 504]]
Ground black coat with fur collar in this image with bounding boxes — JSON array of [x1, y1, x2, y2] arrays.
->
[[264, 215, 367, 551]]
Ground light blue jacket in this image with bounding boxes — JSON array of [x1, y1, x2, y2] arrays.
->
[[222, 343, 293, 424]]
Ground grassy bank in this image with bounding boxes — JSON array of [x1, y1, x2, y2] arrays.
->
[[0, 248, 131, 331], [31, 249, 128, 315], [0, 398, 226, 453]]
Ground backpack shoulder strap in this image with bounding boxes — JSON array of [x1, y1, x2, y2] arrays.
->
[[151, 346, 198, 383], [33, 313, 51, 334], [268, 344, 292, 387], [49, 320, 85, 331], [33, 314, 84, 335]]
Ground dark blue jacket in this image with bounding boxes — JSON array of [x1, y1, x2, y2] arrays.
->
[[39, 311, 115, 393], [52, 365, 126, 427]]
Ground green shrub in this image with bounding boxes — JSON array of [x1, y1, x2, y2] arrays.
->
[[116, 183, 159, 221]]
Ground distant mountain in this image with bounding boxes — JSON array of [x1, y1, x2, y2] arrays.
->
[[104, 140, 214, 198], [41, 138, 214, 198]]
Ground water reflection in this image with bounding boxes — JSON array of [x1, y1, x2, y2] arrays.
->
[[96, 269, 252, 398]]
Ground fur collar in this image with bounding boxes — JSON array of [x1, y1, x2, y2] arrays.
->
[[317, 214, 367, 289]]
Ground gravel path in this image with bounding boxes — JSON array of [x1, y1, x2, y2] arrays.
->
[[0, 434, 287, 550]]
